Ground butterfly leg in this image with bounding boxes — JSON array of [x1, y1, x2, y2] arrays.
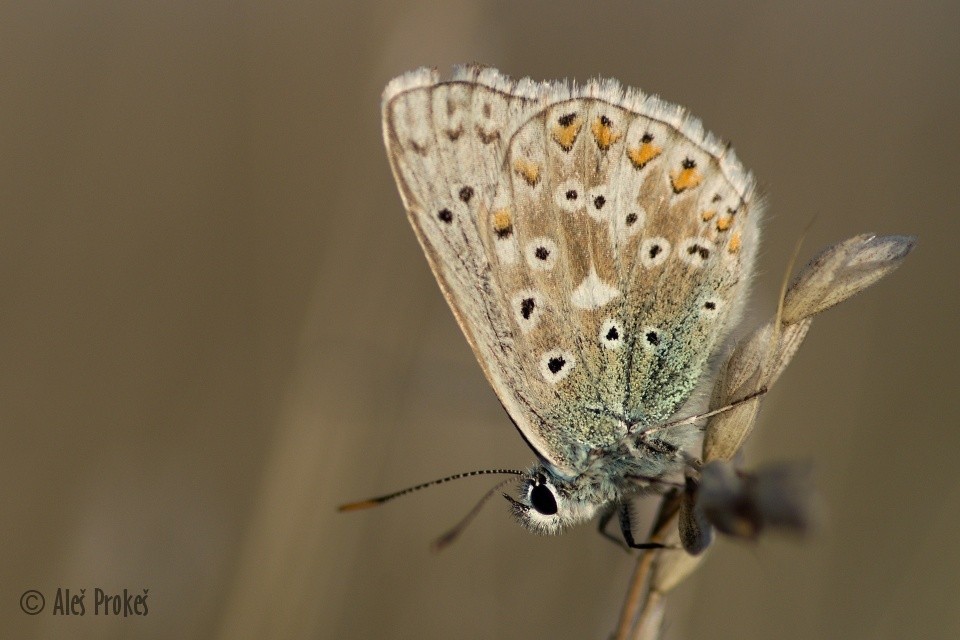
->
[[619, 502, 666, 550], [598, 502, 666, 550], [597, 503, 631, 551]]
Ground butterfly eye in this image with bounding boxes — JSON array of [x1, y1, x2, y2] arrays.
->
[[529, 483, 558, 515]]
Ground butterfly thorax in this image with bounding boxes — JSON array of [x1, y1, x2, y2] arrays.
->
[[507, 418, 699, 535]]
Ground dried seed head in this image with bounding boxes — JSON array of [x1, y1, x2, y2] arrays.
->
[[782, 234, 916, 325], [678, 477, 713, 555], [698, 460, 821, 539]]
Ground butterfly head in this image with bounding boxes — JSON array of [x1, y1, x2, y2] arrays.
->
[[504, 466, 602, 535]]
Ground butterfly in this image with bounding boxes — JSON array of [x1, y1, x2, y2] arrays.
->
[[376, 65, 759, 546]]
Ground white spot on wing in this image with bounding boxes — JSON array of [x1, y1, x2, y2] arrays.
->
[[599, 318, 623, 350], [678, 237, 716, 268], [587, 185, 610, 222], [554, 179, 584, 214], [540, 349, 575, 383], [571, 265, 620, 310], [640, 326, 664, 352], [495, 234, 518, 264], [512, 289, 543, 333], [622, 207, 645, 237], [526, 237, 558, 270], [639, 237, 671, 268], [700, 297, 722, 318]]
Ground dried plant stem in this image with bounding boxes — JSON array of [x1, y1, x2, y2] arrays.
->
[[613, 539, 660, 639], [633, 589, 666, 640], [614, 495, 683, 640], [609, 233, 915, 640]]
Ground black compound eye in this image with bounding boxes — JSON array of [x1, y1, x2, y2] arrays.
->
[[530, 483, 558, 515]]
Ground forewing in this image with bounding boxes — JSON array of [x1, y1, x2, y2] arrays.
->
[[382, 67, 581, 473]]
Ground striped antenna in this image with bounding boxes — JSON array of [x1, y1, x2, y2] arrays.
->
[[338, 469, 524, 512], [431, 477, 518, 552]]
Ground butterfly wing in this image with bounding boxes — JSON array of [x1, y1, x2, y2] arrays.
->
[[383, 67, 578, 473], [502, 89, 761, 425], [382, 66, 759, 476]]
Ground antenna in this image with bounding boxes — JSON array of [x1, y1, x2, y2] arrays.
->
[[430, 478, 518, 552], [640, 386, 768, 437], [338, 468, 524, 511]]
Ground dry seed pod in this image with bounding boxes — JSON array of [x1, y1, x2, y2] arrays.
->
[[650, 522, 707, 594], [698, 460, 820, 539], [678, 477, 713, 555], [703, 233, 914, 463], [764, 318, 813, 388], [632, 591, 667, 640], [701, 317, 811, 463], [782, 234, 916, 325], [715, 321, 772, 403], [702, 323, 770, 463], [641, 492, 706, 593], [621, 234, 914, 639], [750, 461, 821, 534]]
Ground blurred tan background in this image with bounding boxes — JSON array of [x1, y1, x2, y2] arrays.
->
[[2, 2, 958, 639]]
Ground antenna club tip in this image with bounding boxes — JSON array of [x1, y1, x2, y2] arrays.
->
[[430, 535, 454, 554], [338, 499, 381, 512]]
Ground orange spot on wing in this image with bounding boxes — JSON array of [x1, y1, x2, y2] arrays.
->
[[670, 167, 702, 194], [701, 209, 717, 222], [492, 208, 513, 238], [513, 158, 541, 186], [591, 117, 622, 151], [627, 142, 662, 169], [716, 215, 733, 231], [551, 116, 583, 151], [728, 231, 742, 253]]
